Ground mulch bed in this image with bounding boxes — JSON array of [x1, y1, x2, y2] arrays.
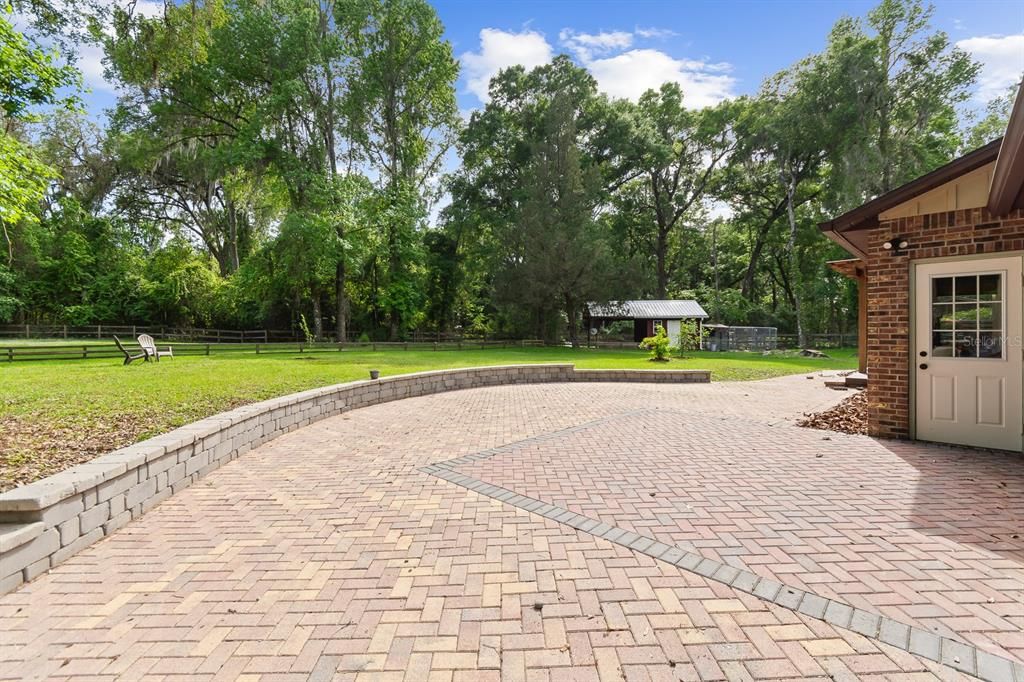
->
[[0, 413, 150, 493], [797, 390, 868, 435]]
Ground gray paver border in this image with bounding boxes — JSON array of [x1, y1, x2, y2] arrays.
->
[[420, 414, 1024, 682]]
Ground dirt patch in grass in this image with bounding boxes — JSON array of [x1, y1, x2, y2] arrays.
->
[[0, 397, 260, 492], [0, 413, 149, 492], [796, 391, 867, 435]]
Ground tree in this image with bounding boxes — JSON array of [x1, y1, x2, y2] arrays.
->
[[964, 84, 1019, 151], [421, 229, 460, 334], [450, 56, 635, 340], [493, 93, 610, 345], [828, 0, 979, 204], [339, 0, 459, 339], [0, 8, 79, 266], [104, 0, 272, 277], [272, 213, 340, 339], [623, 83, 737, 297]]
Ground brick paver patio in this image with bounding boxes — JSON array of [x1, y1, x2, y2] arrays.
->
[[1, 375, 1021, 681]]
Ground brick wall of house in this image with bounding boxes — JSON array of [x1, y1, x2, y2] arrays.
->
[[865, 207, 1024, 439]]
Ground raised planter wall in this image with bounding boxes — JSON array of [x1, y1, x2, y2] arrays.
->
[[0, 364, 710, 594]]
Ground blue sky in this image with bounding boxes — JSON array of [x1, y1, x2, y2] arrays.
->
[[436, 0, 1024, 112], [76, 0, 1024, 118]]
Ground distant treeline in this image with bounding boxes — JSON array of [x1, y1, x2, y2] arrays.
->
[[0, 0, 1013, 344]]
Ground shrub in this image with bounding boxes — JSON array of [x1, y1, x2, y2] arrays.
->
[[298, 314, 315, 345], [639, 325, 671, 361], [676, 319, 708, 357]]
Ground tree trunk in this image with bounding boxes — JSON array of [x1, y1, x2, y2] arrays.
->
[[742, 229, 769, 300], [711, 222, 720, 321], [564, 293, 578, 348], [2, 221, 12, 267], [387, 217, 401, 341], [335, 261, 347, 344], [783, 167, 806, 348], [655, 226, 669, 298], [312, 294, 323, 341], [877, 24, 893, 194], [227, 201, 240, 273]]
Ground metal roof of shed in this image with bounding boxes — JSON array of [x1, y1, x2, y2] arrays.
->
[[586, 300, 708, 319]]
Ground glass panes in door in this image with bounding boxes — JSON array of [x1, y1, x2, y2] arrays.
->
[[931, 273, 1003, 358]]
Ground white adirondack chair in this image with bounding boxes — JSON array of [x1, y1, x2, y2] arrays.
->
[[137, 334, 173, 361]]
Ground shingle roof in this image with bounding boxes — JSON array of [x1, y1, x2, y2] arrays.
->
[[586, 300, 708, 319]]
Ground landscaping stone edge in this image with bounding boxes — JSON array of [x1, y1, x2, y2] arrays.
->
[[0, 363, 710, 594]]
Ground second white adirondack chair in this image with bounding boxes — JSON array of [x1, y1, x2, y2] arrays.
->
[[137, 334, 173, 361]]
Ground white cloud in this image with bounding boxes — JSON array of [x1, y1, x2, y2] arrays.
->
[[586, 49, 736, 107], [460, 28, 554, 103], [460, 25, 735, 108], [956, 34, 1024, 102], [635, 27, 678, 40], [78, 43, 113, 93], [558, 29, 633, 61]]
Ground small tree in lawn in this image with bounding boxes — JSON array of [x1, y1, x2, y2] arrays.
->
[[676, 320, 707, 358], [640, 325, 672, 362]]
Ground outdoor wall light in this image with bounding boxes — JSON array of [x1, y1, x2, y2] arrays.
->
[[882, 236, 909, 254]]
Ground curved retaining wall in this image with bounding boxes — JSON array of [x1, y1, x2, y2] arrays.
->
[[0, 364, 710, 593]]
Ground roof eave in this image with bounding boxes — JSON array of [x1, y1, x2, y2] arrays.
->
[[819, 138, 1003, 237], [988, 82, 1024, 216], [819, 222, 870, 259]]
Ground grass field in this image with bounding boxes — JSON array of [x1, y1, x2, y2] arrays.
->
[[0, 346, 856, 490]]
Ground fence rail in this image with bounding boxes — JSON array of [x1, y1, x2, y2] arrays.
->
[[1, 339, 546, 362], [0, 324, 537, 345], [0, 324, 274, 343]]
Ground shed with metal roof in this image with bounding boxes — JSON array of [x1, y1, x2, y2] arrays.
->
[[585, 300, 708, 343]]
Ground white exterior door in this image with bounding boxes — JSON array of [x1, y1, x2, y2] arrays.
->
[[914, 256, 1023, 451]]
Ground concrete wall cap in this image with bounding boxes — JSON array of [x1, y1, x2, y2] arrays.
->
[[0, 522, 45, 553], [0, 477, 78, 511]]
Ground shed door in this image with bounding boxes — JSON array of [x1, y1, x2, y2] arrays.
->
[[914, 256, 1023, 451]]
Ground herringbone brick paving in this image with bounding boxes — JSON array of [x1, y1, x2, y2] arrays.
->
[[0, 376, 1015, 680], [457, 400, 1024, 665]]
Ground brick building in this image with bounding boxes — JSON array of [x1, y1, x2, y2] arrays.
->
[[821, 85, 1024, 451]]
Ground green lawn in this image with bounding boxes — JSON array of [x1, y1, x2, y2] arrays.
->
[[0, 346, 855, 490]]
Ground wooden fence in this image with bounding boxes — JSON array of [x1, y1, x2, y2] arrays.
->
[[0, 324, 273, 343], [0, 324, 534, 345], [1, 339, 546, 362]]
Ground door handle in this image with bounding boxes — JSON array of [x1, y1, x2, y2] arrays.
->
[[919, 363, 928, 370]]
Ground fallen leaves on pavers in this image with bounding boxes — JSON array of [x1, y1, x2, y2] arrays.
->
[[796, 390, 867, 435]]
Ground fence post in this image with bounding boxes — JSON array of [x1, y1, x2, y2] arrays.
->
[[63, 325, 67, 339], [205, 344, 210, 356], [82, 346, 87, 359], [24, 324, 29, 339], [256, 344, 260, 355], [7, 348, 12, 362], [132, 325, 136, 338]]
